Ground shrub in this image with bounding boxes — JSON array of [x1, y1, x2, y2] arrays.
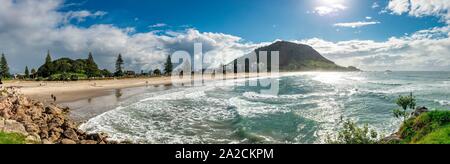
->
[[393, 93, 416, 122], [59, 73, 69, 81], [326, 119, 379, 144], [70, 74, 79, 81]]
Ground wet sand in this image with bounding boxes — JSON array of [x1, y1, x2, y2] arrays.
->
[[6, 76, 174, 103]]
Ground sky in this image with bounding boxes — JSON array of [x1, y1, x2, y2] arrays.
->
[[1, 0, 450, 73]]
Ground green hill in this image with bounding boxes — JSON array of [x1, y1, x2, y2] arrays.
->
[[230, 41, 360, 72]]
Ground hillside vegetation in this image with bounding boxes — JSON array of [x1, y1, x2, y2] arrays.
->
[[398, 110, 450, 144], [328, 93, 449, 144]]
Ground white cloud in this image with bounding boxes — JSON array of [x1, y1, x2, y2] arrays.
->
[[0, 0, 261, 73], [0, 0, 449, 73], [64, 10, 107, 23], [295, 26, 450, 71], [386, 0, 450, 23], [149, 23, 167, 28], [314, 4, 347, 16], [372, 2, 380, 9], [333, 21, 381, 28], [366, 16, 372, 20], [387, 0, 411, 15]]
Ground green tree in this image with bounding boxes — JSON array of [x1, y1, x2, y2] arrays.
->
[[38, 50, 53, 77], [393, 93, 416, 122], [31, 68, 36, 79], [45, 50, 52, 64], [101, 69, 112, 77], [55, 59, 72, 73], [86, 52, 99, 77], [115, 54, 124, 77], [153, 69, 162, 76], [24, 66, 29, 78], [163, 55, 173, 76], [0, 53, 10, 78]]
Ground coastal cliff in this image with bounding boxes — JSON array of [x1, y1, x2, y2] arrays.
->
[[0, 88, 116, 144]]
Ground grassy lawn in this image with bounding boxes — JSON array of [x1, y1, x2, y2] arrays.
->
[[0, 132, 27, 144]]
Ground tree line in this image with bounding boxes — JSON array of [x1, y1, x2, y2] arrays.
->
[[114, 53, 172, 77], [0, 51, 174, 81]]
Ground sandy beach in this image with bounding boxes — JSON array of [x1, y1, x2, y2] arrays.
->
[[5, 73, 263, 104]]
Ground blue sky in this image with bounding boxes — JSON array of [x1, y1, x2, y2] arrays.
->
[[1, 0, 449, 72], [64, 0, 445, 42]]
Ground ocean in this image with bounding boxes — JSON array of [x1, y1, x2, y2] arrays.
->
[[74, 72, 450, 144]]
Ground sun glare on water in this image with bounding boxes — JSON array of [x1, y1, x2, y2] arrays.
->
[[311, 72, 345, 84]]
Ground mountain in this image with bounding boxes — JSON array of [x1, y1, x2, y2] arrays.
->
[[229, 41, 360, 72]]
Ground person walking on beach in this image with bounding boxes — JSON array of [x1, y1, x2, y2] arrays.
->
[[0, 78, 3, 89], [51, 94, 56, 102]]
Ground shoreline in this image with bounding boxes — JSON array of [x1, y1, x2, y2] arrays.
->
[[5, 71, 368, 103], [5, 73, 266, 122], [6, 77, 172, 103], [5, 71, 360, 122], [6, 73, 267, 103]]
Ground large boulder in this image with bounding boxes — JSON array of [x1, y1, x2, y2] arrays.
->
[[80, 140, 98, 144], [379, 134, 402, 144], [63, 128, 79, 141], [411, 106, 429, 117], [45, 105, 63, 115], [25, 134, 41, 144], [48, 131, 61, 143], [61, 139, 77, 144], [1, 119, 28, 136], [24, 123, 40, 134]]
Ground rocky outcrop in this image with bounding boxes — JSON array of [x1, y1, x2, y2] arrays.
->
[[379, 133, 402, 144], [411, 106, 429, 117], [0, 88, 118, 144]]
